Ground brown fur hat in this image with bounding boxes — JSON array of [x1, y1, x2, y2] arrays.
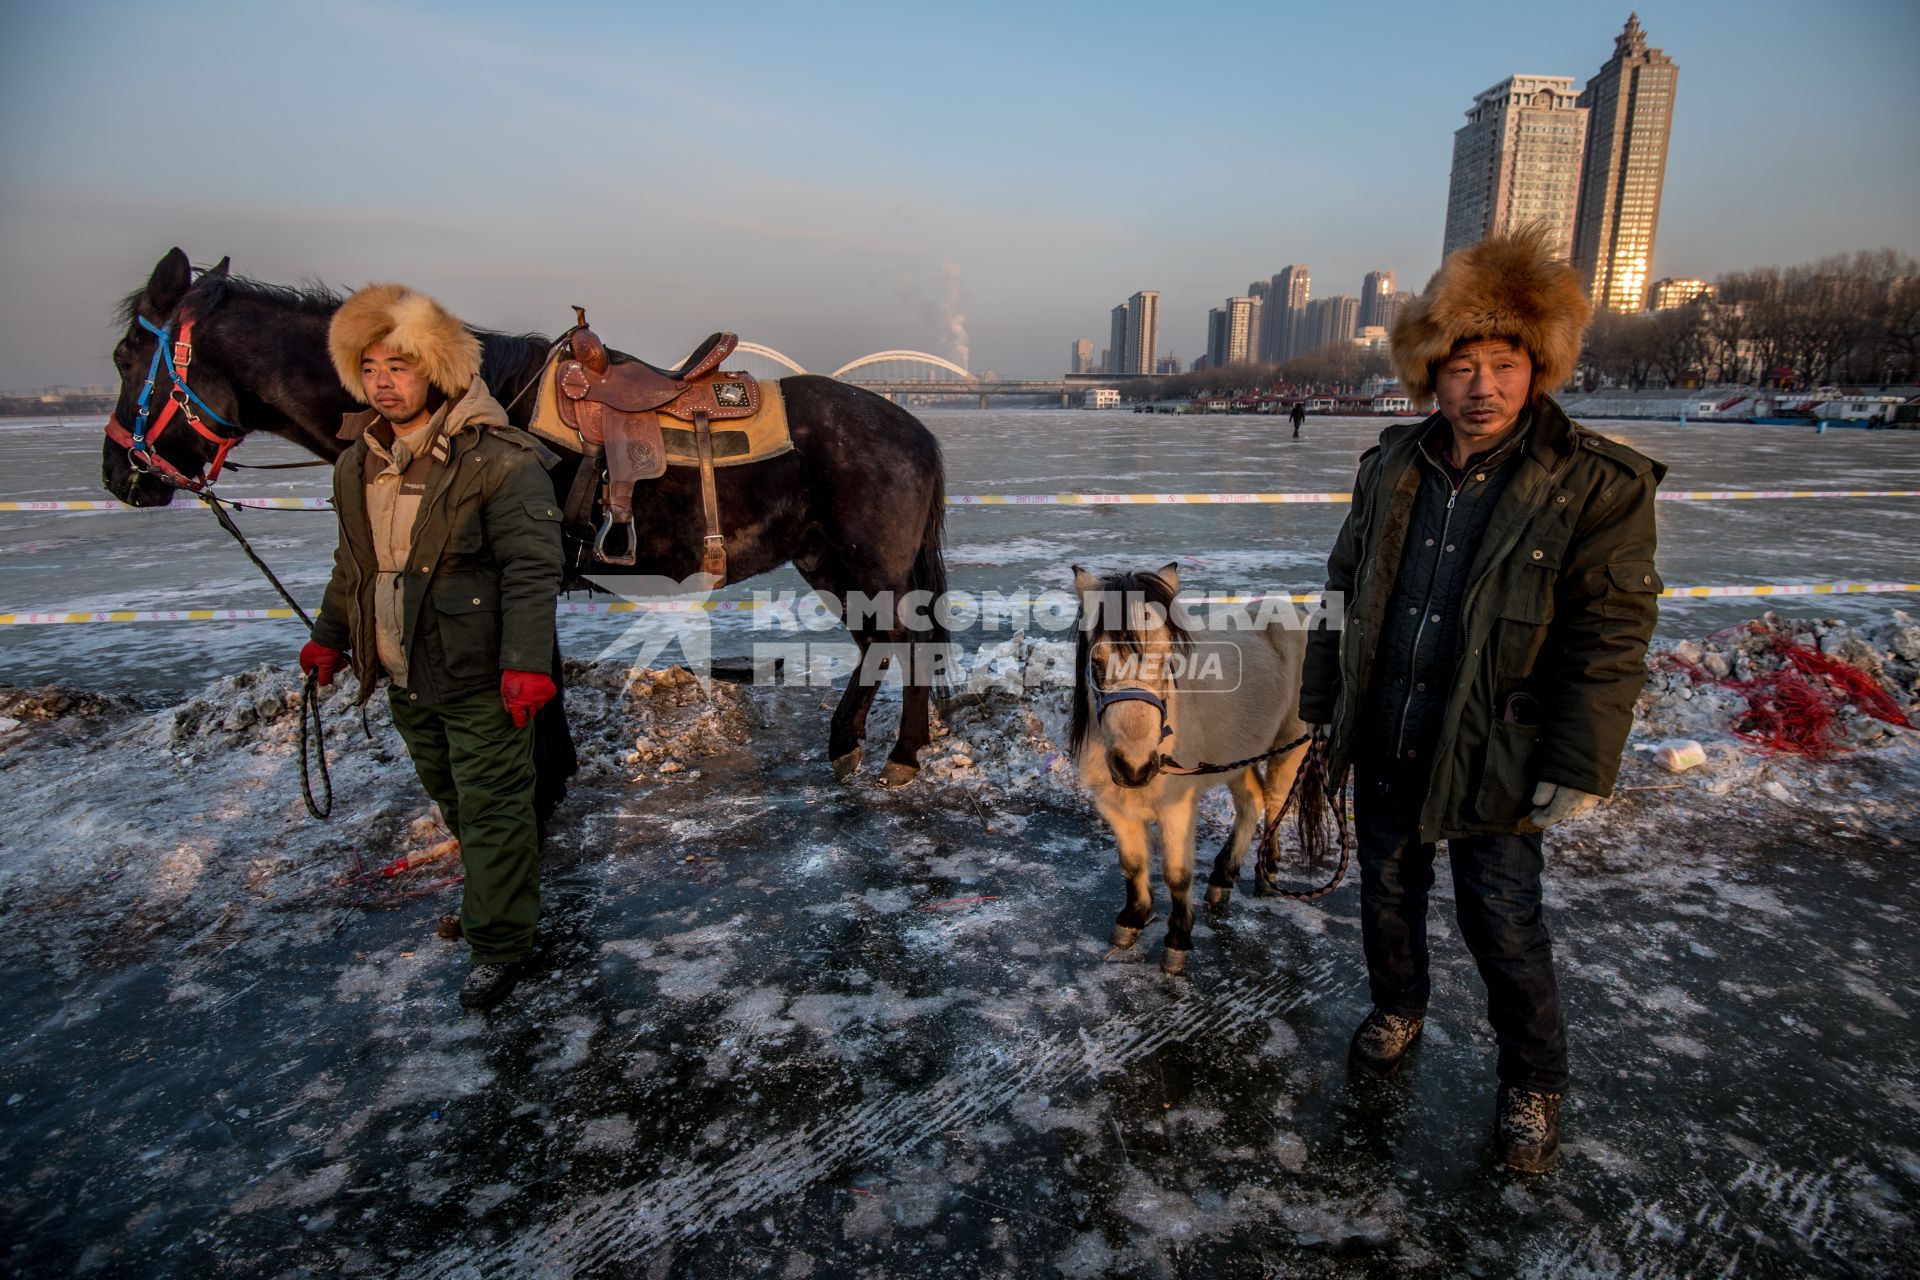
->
[[1390, 224, 1592, 403], [327, 283, 482, 401]]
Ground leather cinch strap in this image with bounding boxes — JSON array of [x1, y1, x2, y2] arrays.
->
[[693, 410, 727, 582]]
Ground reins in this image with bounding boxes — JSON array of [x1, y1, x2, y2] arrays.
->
[[200, 496, 333, 819]]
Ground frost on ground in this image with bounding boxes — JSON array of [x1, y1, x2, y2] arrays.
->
[[1, 613, 1914, 974], [0, 661, 756, 977], [2, 613, 1917, 1278]]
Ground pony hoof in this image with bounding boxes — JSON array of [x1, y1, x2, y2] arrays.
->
[[1254, 875, 1280, 898], [1204, 884, 1233, 914], [831, 748, 863, 782], [879, 761, 919, 788], [1109, 924, 1144, 950], [1161, 947, 1191, 976]]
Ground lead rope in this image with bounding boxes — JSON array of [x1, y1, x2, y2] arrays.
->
[[1257, 733, 1351, 901], [201, 494, 334, 818]]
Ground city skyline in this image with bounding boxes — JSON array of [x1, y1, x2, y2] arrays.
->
[[2, 2, 1915, 387]]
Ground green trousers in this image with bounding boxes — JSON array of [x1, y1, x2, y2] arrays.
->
[[388, 686, 540, 964]]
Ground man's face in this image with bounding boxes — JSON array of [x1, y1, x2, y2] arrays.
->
[[360, 341, 433, 426], [1435, 338, 1532, 447]]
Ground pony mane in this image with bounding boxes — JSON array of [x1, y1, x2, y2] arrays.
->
[[1068, 568, 1192, 756]]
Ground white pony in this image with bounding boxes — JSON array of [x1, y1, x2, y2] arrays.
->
[[1070, 562, 1320, 974]]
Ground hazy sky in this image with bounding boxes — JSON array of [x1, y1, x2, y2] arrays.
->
[[2, 0, 1916, 387]]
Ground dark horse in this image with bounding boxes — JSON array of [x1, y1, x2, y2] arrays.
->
[[102, 249, 950, 789]]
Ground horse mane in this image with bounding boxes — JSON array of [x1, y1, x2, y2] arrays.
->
[[184, 272, 344, 320], [1068, 568, 1192, 756]]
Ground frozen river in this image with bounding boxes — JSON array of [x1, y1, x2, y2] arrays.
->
[[3, 410, 1918, 700], [3, 406, 1918, 1276]]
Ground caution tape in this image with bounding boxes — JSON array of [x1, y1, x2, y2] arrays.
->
[[0, 497, 334, 511], [5, 582, 1918, 625], [10, 489, 1920, 513]]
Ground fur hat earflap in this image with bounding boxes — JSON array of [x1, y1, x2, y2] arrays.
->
[[1390, 224, 1592, 403], [328, 283, 482, 401]]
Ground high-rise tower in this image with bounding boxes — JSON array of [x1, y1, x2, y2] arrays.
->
[[1126, 291, 1160, 374], [1360, 271, 1397, 330], [1442, 76, 1589, 262], [1269, 265, 1311, 362], [1573, 15, 1680, 312]]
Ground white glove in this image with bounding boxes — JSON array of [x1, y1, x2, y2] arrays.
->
[[1525, 781, 1601, 832]]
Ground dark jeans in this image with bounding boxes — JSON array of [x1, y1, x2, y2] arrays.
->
[[1354, 763, 1569, 1093]]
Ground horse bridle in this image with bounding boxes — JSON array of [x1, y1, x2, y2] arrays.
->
[[1084, 645, 1313, 777], [105, 311, 244, 491], [1084, 648, 1174, 745]]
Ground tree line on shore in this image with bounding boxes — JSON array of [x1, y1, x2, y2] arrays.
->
[[1127, 249, 1920, 402]]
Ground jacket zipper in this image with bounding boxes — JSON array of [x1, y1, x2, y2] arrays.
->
[[1389, 480, 1464, 761], [1330, 480, 1381, 739]]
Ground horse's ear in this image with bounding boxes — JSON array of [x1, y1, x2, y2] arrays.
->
[[1072, 565, 1101, 599], [1154, 561, 1179, 593], [206, 256, 231, 277], [142, 248, 192, 317]]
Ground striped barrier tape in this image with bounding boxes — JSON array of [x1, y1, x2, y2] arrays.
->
[[5, 582, 1918, 625], [9, 489, 1920, 513]]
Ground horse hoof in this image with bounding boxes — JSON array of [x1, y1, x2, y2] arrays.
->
[[1161, 947, 1191, 976], [879, 761, 919, 788], [1109, 924, 1143, 950], [1254, 875, 1279, 898], [831, 748, 863, 782], [1204, 884, 1233, 914]]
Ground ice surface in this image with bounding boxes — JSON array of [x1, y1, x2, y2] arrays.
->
[[3, 411, 1919, 1275]]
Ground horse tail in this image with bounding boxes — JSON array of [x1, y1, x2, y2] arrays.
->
[[909, 458, 951, 694]]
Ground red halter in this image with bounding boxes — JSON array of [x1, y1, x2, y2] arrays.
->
[[105, 315, 240, 491]]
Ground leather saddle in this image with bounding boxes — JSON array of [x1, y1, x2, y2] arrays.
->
[[552, 309, 759, 577]]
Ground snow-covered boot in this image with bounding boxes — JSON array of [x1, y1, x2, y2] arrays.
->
[[1348, 1008, 1424, 1077], [1495, 1084, 1562, 1173]]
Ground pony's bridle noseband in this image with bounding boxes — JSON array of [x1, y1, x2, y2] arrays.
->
[[1084, 650, 1173, 745], [1085, 647, 1312, 778], [105, 312, 242, 491]]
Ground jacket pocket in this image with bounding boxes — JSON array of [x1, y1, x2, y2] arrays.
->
[[1493, 584, 1552, 679], [1603, 559, 1664, 620], [1476, 718, 1542, 825], [430, 573, 501, 678]]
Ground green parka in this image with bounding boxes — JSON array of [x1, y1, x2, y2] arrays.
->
[[1299, 397, 1666, 841], [309, 381, 563, 707]]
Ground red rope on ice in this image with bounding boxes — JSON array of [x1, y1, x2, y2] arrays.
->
[[1662, 622, 1911, 759]]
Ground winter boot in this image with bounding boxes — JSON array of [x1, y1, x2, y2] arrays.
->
[[1495, 1084, 1562, 1173], [1348, 1008, 1424, 1078], [459, 961, 523, 1011]]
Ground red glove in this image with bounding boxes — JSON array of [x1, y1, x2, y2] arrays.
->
[[501, 670, 557, 728], [300, 641, 346, 687]]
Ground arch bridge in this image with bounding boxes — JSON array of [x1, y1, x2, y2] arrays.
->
[[725, 343, 1095, 405]]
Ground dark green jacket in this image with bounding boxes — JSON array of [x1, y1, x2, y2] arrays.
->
[[309, 382, 563, 707], [1299, 397, 1666, 840]]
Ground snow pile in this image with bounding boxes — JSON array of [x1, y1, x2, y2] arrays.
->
[[1637, 611, 1919, 756], [557, 659, 756, 781], [922, 633, 1080, 800]]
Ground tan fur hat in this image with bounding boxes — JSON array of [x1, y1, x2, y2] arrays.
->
[[328, 283, 482, 401], [1390, 224, 1592, 403]]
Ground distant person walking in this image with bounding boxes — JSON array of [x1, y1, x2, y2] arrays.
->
[[1299, 227, 1665, 1172], [1290, 401, 1307, 437]]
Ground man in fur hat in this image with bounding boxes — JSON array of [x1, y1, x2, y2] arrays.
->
[[299, 284, 563, 1011], [1299, 226, 1665, 1172]]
